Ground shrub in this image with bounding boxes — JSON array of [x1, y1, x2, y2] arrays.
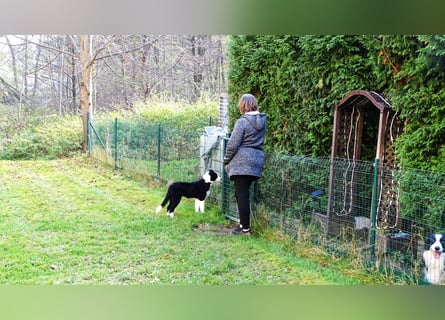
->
[[134, 96, 218, 131], [0, 116, 82, 160]]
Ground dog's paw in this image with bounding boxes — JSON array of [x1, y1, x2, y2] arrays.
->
[[155, 205, 162, 213]]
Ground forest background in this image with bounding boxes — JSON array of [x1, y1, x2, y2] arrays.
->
[[0, 35, 444, 172]]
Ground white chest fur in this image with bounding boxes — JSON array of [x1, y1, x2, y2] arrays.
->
[[423, 250, 445, 284]]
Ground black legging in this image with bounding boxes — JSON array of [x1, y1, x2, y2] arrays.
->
[[232, 175, 257, 230]]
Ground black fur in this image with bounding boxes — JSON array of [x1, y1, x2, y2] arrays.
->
[[156, 170, 219, 216]]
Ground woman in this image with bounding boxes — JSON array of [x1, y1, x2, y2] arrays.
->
[[224, 94, 267, 235]]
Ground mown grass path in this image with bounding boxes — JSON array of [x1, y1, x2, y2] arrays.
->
[[0, 156, 391, 284]]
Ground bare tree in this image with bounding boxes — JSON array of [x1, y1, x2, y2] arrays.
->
[[0, 34, 229, 150], [78, 35, 115, 151], [190, 35, 206, 103], [79, 35, 93, 151], [4, 36, 19, 89]]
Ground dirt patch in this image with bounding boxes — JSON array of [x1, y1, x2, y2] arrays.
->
[[192, 223, 237, 235]]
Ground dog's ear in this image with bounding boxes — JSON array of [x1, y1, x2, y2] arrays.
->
[[208, 169, 218, 181], [424, 233, 434, 249], [438, 234, 445, 250]]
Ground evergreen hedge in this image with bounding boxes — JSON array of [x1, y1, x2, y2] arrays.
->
[[227, 35, 445, 171]]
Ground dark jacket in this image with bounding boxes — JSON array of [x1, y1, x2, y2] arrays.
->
[[224, 111, 266, 178]]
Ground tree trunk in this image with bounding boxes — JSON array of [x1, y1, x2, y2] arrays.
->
[[191, 35, 206, 103], [141, 35, 151, 100], [79, 35, 93, 152], [69, 37, 77, 112], [32, 36, 42, 100]]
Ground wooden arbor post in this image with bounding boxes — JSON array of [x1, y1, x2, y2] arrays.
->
[[326, 90, 392, 235]]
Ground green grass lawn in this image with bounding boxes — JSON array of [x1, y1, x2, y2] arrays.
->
[[0, 155, 404, 285]]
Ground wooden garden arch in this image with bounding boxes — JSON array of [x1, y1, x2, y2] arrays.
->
[[326, 90, 405, 235]]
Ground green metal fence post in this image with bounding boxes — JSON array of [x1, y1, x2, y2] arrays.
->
[[114, 118, 118, 169], [369, 157, 380, 265], [221, 134, 229, 217], [157, 123, 161, 177], [86, 112, 91, 156]]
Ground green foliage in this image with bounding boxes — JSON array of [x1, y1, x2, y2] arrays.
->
[[134, 96, 218, 131], [388, 35, 445, 171], [0, 98, 218, 161], [259, 154, 331, 226], [396, 168, 445, 231], [0, 112, 81, 160], [227, 35, 445, 171], [90, 98, 219, 183]]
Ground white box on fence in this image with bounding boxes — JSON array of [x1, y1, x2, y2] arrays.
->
[[199, 126, 226, 177]]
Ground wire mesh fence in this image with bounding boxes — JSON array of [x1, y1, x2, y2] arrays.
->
[[88, 115, 212, 183], [257, 154, 445, 282], [88, 116, 445, 283]]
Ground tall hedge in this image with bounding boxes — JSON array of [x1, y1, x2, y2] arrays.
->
[[227, 35, 445, 171]]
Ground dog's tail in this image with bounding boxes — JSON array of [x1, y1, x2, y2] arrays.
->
[[155, 188, 171, 213]]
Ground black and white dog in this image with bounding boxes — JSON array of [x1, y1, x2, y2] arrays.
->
[[155, 170, 220, 217], [423, 233, 445, 284]]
